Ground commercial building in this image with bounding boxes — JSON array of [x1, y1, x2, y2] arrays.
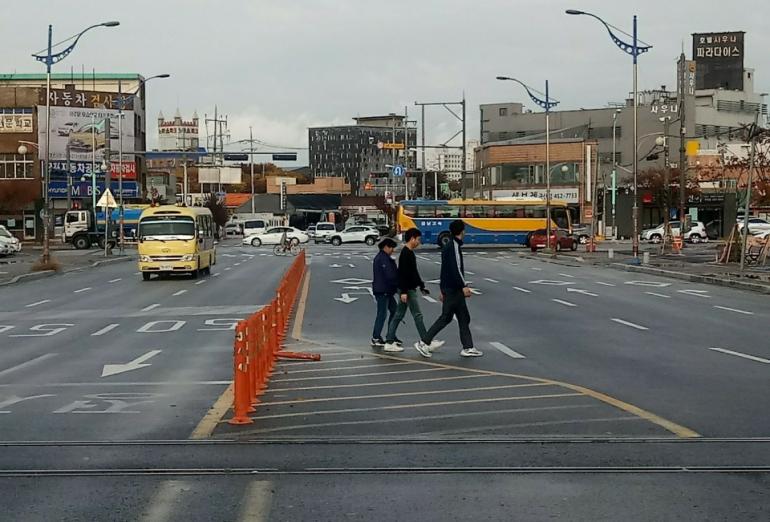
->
[[309, 114, 417, 197], [158, 109, 199, 151], [0, 73, 148, 240]]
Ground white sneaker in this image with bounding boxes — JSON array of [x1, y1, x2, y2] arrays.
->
[[427, 340, 445, 352], [413, 341, 432, 358], [383, 342, 404, 353], [460, 347, 483, 357]]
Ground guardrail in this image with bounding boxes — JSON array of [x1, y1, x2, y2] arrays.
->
[[229, 249, 319, 425]]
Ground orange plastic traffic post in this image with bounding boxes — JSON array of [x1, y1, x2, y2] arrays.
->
[[228, 321, 254, 425]]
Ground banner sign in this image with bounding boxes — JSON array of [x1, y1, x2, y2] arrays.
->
[[693, 31, 745, 91], [0, 113, 34, 133], [48, 180, 138, 199], [41, 88, 136, 110], [48, 160, 137, 180], [493, 187, 579, 204]]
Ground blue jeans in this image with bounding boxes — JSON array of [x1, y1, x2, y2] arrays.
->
[[372, 293, 397, 339]]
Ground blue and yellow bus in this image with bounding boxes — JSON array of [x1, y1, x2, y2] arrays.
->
[[396, 199, 572, 246]]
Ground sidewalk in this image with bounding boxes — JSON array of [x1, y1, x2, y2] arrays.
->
[[526, 240, 770, 295], [0, 247, 133, 286]]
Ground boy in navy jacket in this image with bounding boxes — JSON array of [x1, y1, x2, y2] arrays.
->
[[371, 238, 398, 346]]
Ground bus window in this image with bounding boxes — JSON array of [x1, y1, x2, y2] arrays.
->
[[525, 206, 546, 219], [494, 205, 517, 218], [435, 205, 460, 218], [402, 205, 416, 217], [551, 207, 569, 229], [463, 206, 493, 218], [415, 205, 436, 218]]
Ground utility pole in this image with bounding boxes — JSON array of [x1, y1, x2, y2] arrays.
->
[[103, 117, 111, 257], [678, 54, 687, 228], [250, 126, 255, 214], [661, 116, 671, 254], [461, 96, 467, 199], [205, 106, 228, 194], [421, 104, 426, 198], [414, 98, 467, 199]]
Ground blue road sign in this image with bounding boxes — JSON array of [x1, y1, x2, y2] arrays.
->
[[392, 165, 405, 177]]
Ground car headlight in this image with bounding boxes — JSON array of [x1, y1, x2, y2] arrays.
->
[[181, 254, 195, 261], [139, 255, 152, 262]]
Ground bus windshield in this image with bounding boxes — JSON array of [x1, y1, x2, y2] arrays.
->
[[138, 216, 195, 240]]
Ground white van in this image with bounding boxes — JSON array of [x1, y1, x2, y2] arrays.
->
[[313, 222, 337, 243]]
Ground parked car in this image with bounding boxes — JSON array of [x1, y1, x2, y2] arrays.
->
[[0, 225, 21, 254], [529, 228, 577, 252], [306, 224, 317, 239], [224, 222, 242, 236], [242, 226, 308, 247], [641, 221, 708, 243], [313, 222, 338, 243], [737, 217, 770, 236], [329, 226, 380, 246], [571, 223, 594, 245], [0, 242, 11, 257]]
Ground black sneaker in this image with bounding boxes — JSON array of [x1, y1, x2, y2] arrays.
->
[[371, 337, 385, 348]]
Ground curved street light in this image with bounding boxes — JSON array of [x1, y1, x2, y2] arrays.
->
[[31, 21, 120, 265], [497, 76, 559, 255], [566, 9, 652, 261]]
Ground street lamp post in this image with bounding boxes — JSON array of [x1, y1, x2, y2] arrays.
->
[[117, 74, 169, 253], [32, 21, 119, 264], [566, 9, 651, 261], [611, 108, 621, 239], [496, 76, 559, 255]]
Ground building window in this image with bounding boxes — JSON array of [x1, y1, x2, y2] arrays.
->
[[0, 154, 34, 179], [499, 107, 508, 117]]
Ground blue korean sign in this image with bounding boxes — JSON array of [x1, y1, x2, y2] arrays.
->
[[48, 181, 139, 199]]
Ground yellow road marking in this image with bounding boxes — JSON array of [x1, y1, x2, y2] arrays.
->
[[189, 383, 233, 440]]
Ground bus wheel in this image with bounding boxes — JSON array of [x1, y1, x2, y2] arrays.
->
[[438, 233, 451, 247], [142, 272, 151, 281], [191, 266, 199, 279]]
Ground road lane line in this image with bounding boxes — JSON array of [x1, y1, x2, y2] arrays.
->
[[141, 304, 160, 312], [611, 318, 649, 331], [513, 286, 531, 293], [558, 273, 575, 278], [225, 267, 232, 271], [433, 261, 441, 265], [91, 324, 119, 337], [234, 262, 242, 266], [195, 280, 206, 285], [530, 267, 542, 271], [709, 347, 770, 364], [213, 273, 221, 277], [490, 341, 526, 359], [0, 354, 57, 378], [484, 278, 499, 283], [417, 255, 431, 261], [714, 305, 754, 316], [423, 295, 438, 303], [430, 415, 643, 437], [266, 374, 486, 393], [271, 367, 446, 383], [256, 393, 582, 420], [172, 290, 187, 296], [73, 287, 92, 293], [238, 480, 274, 522], [25, 300, 51, 308], [551, 299, 576, 307], [140, 480, 192, 522], [260, 382, 550, 406], [190, 383, 233, 439], [595, 281, 615, 287], [466, 271, 475, 275], [108, 278, 122, 283], [278, 361, 416, 375], [645, 292, 671, 299]]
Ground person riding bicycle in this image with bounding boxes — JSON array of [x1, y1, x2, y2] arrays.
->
[[280, 230, 291, 252]]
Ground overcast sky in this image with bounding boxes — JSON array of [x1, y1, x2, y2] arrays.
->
[[5, 0, 769, 163]]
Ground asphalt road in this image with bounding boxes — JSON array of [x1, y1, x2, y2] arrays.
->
[[1, 241, 769, 520]]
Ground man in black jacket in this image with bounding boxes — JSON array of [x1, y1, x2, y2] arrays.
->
[[416, 220, 482, 358], [370, 238, 398, 347], [384, 228, 444, 353]]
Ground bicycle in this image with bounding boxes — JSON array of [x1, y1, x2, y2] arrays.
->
[[273, 242, 300, 256]]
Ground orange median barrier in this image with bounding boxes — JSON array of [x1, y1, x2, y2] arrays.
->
[[229, 250, 320, 425]]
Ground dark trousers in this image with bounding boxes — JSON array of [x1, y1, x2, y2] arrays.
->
[[372, 293, 397, 339], [385, 289, 428, 343], [424, 289, 473, 349]]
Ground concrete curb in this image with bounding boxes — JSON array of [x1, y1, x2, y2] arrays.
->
[[609, 262, 770, 295], [518, 253, 583, 268], [0, 256, 132, 286]]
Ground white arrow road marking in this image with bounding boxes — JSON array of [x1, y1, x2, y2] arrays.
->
[[529, 280, 575, 286], [348, 264, 355, 268], [490, 341, 526, 359], [329, 264, 342, 268], [551, 299, 576, 307], [101, 350, 162, 377], [141, 304, 160, 312], [513, 287, 531, 293], [625, 280, 671, 288], [331, 278, 371, 285], [334, 293, 358, 304], [595, 281, 615, 287], [708, 347, 770, 364], [677, 289, 711, 298], [567, 288, 598, 297], [484, 278, 499, 283], [423, 295, 438, 303], [222, 253, 237, 257], [25, 300, 51, 308], [645, 292, 671, 299], [91, 324, 119, 336], [611, 318, 648, 331], [713, 305, 754, 316]]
